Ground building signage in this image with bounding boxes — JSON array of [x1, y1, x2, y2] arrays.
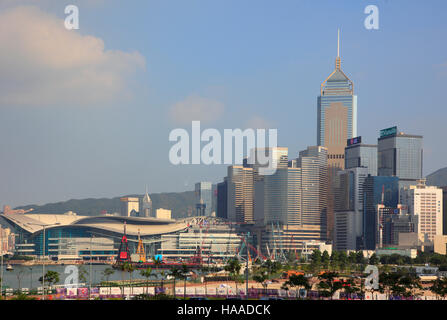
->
[[380, 126, 397, 138], [347, 136, 362, 146]]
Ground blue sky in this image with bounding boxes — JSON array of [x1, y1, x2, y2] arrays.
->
[[0, 0, 446, 207]]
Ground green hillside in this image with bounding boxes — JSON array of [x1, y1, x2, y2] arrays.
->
[[426, 167, 447, 187], [14, 191, 196, 219]]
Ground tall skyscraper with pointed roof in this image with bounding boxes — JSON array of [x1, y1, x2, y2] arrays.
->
[[317, 29, 357, 169], [142, 186, 152, 217]]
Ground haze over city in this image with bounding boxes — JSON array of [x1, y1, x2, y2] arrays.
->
[[1, 0, 446, 208]]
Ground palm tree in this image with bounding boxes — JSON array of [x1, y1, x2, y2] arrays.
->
[[125, 262, 135, 296], [119, 262, 135, 298], [152, 256, 162, 294], [169, 266, 182, 299], [102, 267, 115, 295], [180, 263, 189, 299], [140, 268, 153, 295], [159, 270, 166, 294]]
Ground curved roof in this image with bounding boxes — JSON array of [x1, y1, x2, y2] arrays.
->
[[1, 213, 187, 237]]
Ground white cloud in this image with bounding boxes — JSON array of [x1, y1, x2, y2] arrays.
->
[[0, 6, 146, 107], [169, 94, 224, 125]]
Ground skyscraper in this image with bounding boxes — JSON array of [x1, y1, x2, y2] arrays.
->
[[317, 30, 357, 169], [141, 187, 152, 217], [345, 137, 378, 176], [363, 176, 399, 250], [250, 147, 289, 226], [226, 166, 254, 223], [195, 182, 213, 217], [377, 126, 423, 189], [334, 167, 369, 250], [401, 181, 443, 242], [293, 146, 329, 240], [120, 197, 139, 217], [216, 180, 228, 219]]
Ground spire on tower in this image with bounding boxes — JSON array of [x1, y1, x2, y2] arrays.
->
[[337, 28, 340, 57], [336, 28, 341, 70]]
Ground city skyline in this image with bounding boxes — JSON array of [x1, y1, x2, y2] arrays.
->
[[1, 1, 447, 208]]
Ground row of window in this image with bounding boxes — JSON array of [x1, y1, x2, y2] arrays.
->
[[328, 154, 345, 159]]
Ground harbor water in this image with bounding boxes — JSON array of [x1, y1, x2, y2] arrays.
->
[[0, 264, 173, 290]]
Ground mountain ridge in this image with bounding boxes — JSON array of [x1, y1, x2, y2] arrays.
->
[[426, 167, 447, 187], [14, 191, 196, 219]]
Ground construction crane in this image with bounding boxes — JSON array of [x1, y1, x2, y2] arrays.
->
[[236, 234, 267, 263]]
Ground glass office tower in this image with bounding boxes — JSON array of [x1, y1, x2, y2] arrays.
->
[[317, 30, 357, 169], [377, 126, 423, 189], [195, 182, 213, 216], [345, 137, 378, 176], [363, 176, 399, 250]]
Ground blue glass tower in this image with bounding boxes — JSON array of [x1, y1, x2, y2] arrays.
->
[[363, 176, 399, 250]]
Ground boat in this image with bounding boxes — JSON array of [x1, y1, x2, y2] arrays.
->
[[6, 264, 13, 271]]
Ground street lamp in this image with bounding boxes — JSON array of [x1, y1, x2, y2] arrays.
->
[[28, 222, 60, 300], [245, 233, 249, 300], [89, 235, 93, 300], [29, 267, 33, 293]]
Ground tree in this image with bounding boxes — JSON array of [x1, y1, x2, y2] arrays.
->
[[285, 274, 310, 299], [159, 269, 167, 294], [253, 271, 269, 297], [102, 267, 115, 296], [180, 264, 189, 300], [102, 267, 115, 282], [341, 278, 360, 299], [310, 250, 322, 273], [261, 259, 282, 276], [356, 251, 366, 265], [429, 254, 447, 266], [369, 253, 379, 265], [330, 251, 339, 271], [379, 272, 399, 299], [224, 257, 242, 293], [348, 251, 357, 265], [39, 271, 60, 292], [169, 266, 182, 299], [122, 262, 135, 296], [140, 268, 154, 295], [78, 265, 88, 285], [152, 256, 162, 293], [338, 251, 348, 272], [322, 251, 330, 270], [398, 272, 421, 298], [15, 269, 25, 294], [379, 269, 420, 299], [317, 272, 342, 300], [430, 278, 447, 300]]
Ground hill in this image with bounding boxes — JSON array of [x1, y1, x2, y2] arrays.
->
[[14, 191, 196, 219], [426, 167, 447, 187]]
